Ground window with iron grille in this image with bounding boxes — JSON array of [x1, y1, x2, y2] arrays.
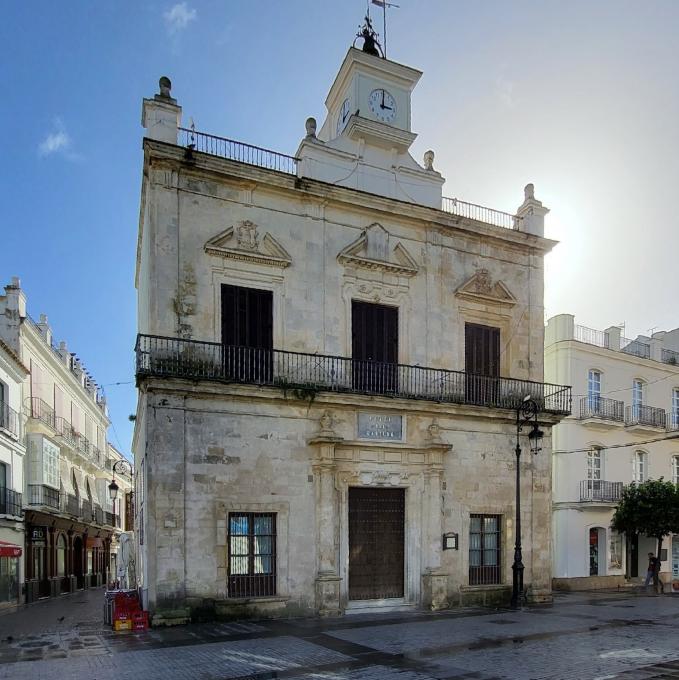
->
[[469, 514, 501, 585], [228, 513, 276, 598]]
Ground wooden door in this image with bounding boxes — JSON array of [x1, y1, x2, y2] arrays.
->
[[464, 323, 500, 405], [348, 487, 405, 600], [221, 284, 273, 382], [351, 301, 398, 393]]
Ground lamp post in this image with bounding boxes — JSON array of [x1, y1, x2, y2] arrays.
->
[[511, 395, 544, 609], [108, 459, 133, 527]]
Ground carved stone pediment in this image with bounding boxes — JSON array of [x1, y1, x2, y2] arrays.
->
[[205, 221, 292, 268], [455, 268, 517, 307], [338, 223, 418, 276]]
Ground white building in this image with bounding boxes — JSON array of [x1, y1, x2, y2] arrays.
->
[[0, 338, 28, 607], [0, 277, 126, 600], [134, 29, 570, 624], [545, 314, 679, 591]]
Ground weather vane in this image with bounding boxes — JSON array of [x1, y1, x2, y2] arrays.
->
[[369, 0, 400, 59]]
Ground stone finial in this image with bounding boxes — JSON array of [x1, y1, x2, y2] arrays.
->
[[305, 117, 317, 138], [10, 276, 20, 288], [524, 183, 535, 201], [423, 150, 435, 171], [159, 76, 172, 99]]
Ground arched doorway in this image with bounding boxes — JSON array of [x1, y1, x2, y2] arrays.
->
[[73, 536, 84, 589]]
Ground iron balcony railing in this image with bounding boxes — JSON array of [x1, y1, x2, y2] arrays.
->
[[580, 480, 623, 503], [135, 334, 572, 415], [621, 337, 651, 360], [94, 505, 104, 525], [579, 396, 625, 422], [30, 397, 55, 429], [0, 399, 20, 438], [64, 493, 81, 517], [28, 484, 60, 510], [81, 499, 93, 521], [0, 488, 23, 516], [662, 348, 679, 366], [179, 128, 298, 174], [625, 404, 666, 429], [574, 325, 610, 349], [441, 196, 521, 231], [105, 511, 115, 527]]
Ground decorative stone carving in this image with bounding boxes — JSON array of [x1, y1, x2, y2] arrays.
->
[[524, 183, 535, 200], [204, 222, 292, 268], [455, 268, 517, 307], [159, 76, 172, 98], [236, 220, 259, 251], [423, 150, 435, 171], [338, 223, 418, 276], [427, 419, 442, 445], [318, 410, 336, 437]]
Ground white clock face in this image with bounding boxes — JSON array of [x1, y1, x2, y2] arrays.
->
[[336, 98, 351, 135], [368, 89, 397, 123]]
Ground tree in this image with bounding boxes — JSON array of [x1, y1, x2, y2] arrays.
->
[[611, 478, 679, 561]]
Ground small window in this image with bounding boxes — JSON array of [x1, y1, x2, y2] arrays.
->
[[469, 514, 501, 585], [228, 513, 276, 597], [634, 451, 648, 483]]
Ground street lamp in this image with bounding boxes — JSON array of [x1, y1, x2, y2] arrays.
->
[[511, 395, 544, 610], [108, 459, 133, 525]]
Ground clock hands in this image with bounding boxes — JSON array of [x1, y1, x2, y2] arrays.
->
[[379, 89, 392, 111]]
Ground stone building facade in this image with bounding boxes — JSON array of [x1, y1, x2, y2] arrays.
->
[[546, 314, 679, 591], [0, 278, 126, 600], [133, 43, 571, 623]]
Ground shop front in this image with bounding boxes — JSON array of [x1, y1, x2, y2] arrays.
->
[[0, 540, 22, 607]]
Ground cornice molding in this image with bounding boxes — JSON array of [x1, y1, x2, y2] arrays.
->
[[455, 269, 517, 307], [204, 221, 292, 269]]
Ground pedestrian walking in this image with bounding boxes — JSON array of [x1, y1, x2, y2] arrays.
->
[[644, 552, 656, 591], [653, 553, 665, 594]]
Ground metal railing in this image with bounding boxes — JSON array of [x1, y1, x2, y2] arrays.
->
[[179, 128, 298, 174], [620, 338, 651, 359], [81, 499, 93, 521], [136, 334, 572, 415], [662, 348, 679, 366], [104, 511, 115, 527], [94, 505, 104, 525], [64, 493, 80, 517], [30, 397, 55, 429], [54, 416, 78, 449], [441, 196, 521, 230], [580, 480, 623, 503], [0, 488, 23, 516], [0, 400, 20, 438], [579, 396, 625, 422], [574, 325, 610, 349], [625, 404, 666, 429], [28, 484, 60, 510]]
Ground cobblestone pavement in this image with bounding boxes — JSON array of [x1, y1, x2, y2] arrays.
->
[[1, 588, 679, 679]]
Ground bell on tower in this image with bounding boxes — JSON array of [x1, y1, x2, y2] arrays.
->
[[354, 15, 383, 58]]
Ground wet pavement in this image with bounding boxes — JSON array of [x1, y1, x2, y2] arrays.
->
[[0, 587, 678, 679]]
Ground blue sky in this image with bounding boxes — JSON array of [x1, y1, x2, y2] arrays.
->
[[2, 1, 679, 452]]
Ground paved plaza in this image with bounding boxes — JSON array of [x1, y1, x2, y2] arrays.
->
[[0, 588, 679, 679]]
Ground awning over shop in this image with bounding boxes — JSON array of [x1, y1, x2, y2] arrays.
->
[[88, 476, 101, 506], [60, 460, 76, 496], [0, 541, 22, 558], [72, 468, 87, 499]]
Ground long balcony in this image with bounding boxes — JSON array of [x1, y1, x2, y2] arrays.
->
[[580, 480, 623, 503], [579, 396, 625, 426], [0, 400, 21, 439], [625, 404, 666, 430], [135, 334, 572, 415]]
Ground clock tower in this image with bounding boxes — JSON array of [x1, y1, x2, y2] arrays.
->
[[297, 20, 444, 208]]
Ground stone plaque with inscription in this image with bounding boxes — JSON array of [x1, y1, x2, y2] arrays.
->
[[357, 413, 404, 441]]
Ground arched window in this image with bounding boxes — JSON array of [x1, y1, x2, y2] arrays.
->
[[56, 534, 67, 577], [634, 450, 648, 483]]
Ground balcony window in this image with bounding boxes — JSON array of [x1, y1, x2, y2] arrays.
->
[[587, 448, 602, 483], [469, 514, 501, 585], [465, 324, 501, 406], [673, 456, 679, 485], [633, 451, 648, 483], [632, 379, 644, 417], [228, 512, 276, 597], [588, 370, 601, 410], [352, 301, 398, 393], [672, 389, 679, 429]]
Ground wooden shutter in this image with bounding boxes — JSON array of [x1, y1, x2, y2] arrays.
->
[[221, 285, 273, 349], [465, 324, 500, 377], [351, 301, 398, 363]]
